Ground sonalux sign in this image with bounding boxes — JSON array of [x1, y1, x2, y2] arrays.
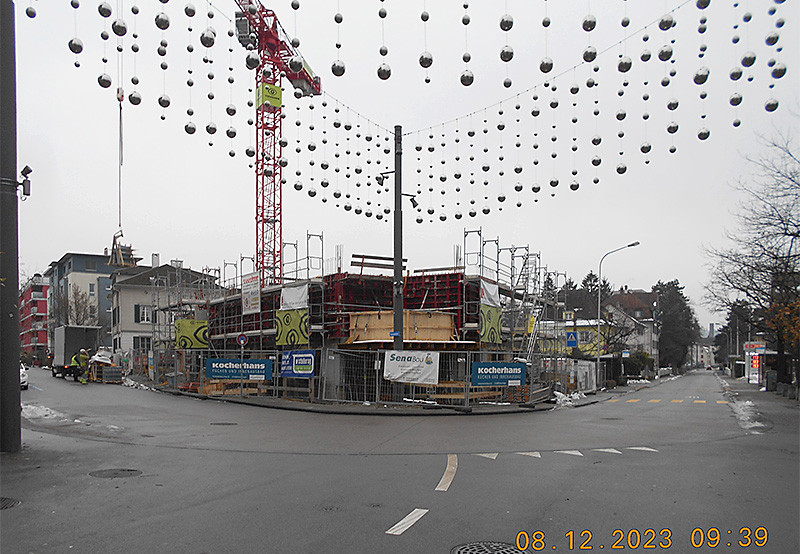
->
[[281, 350, 316, 378], [471, 362, 526, 387]]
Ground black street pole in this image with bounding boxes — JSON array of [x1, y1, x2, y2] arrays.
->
[[1, 0, 22, 453], [392, 125, 403, 351]]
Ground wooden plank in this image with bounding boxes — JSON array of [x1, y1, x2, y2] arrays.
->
[[427, 391, 503, 400]]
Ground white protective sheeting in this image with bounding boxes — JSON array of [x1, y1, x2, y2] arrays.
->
[[480, 279, 500, 308], [280, 284, 309, 310]]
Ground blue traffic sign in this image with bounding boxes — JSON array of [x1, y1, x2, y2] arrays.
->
[[237, 333, 248, 346], [389, 331, 400, 337], [566, 332, 578, 347]]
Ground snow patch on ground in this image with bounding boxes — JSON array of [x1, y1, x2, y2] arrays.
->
[[730, 400, 765, 434], [403, 397, 438, 405], [627, 379, 651, 384], [554, 391, 586, 408], [123, 377, 156, 391], [21, 404, 66, 421]]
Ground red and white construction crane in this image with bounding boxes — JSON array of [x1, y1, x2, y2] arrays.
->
[[234, 1, 321, 286]]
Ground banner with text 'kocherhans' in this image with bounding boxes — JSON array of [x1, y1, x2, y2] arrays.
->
[[206, 358, 273, 380], [471, 362, 526, 387], [383, 351, 439, 385]]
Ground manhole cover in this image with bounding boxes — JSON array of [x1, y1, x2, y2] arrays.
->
[[452, 542, 524, 554], [210, 422, 238, 426], [89, 469, 143, 479], [0, 497, 21, 510]]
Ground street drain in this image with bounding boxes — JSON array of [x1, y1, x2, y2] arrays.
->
[[451, 542, 525, 553], [89, 469, 143, 479], [601, 417, 622, 420], [0, 497, 21, 510], [210, 422, 238, 426]]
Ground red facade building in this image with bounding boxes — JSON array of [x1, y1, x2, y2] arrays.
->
[[19, 273, 49, 364]]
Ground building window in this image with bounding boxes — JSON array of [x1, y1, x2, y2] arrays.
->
[[89, 283, 96, 296], [579, 330, 595, 344], [133, 336, 152, 351], [86, 258, 97, 270], [134, 304, 152, 324]]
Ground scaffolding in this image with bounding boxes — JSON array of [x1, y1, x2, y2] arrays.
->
[[147, 262, 225, 386]]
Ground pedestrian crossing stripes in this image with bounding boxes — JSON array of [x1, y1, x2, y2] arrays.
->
[[605, 398, 729, 404], [470, 447, 658, 461]]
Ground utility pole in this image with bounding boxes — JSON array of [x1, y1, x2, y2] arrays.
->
[[392, 125, 403, 351], [1, 0, 22, 453]]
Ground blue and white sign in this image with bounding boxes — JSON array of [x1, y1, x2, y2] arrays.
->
[[566, 332, 578, 347], [206, 358, 273, 380], [472, 362, 527, 387], [281, 350, 316, 378]]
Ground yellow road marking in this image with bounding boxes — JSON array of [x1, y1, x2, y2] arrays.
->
[[648, 399, 662, 403], [671, 400, 684, 403], [717, 400, 729, 404], [608, 398, 622, 403], [626, 399, 641, 403], [694, 400, 707, 404]]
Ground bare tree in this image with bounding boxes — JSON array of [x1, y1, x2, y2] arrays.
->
[[706, 130, 800, 383], [69, 284, 98, 326]]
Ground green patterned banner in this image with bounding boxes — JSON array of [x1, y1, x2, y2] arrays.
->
[[479, 304, 502, 344], [276, 308, 310, 346], [175, 319, 209, 349]]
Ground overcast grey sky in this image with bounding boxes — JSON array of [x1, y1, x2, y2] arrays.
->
[[14, 0, 798, 331]]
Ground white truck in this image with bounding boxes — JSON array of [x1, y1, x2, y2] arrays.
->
[[52, 325, 100, 380]]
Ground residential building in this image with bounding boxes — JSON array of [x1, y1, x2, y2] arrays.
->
[[603, 289, 660, 369], [19, 273, 49, 364], [43, 252, 115, 347], [111, 261, 221, 354]]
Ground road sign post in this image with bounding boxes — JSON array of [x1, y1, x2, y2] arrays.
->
[[237, 334, 248, 397]]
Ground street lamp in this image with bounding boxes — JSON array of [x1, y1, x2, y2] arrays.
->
[[596, 241, 640, 386]]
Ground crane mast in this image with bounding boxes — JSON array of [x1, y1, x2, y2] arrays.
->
[[234, 1, 321, 286]]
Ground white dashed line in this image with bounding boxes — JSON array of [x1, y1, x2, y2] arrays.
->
[[435, 454, 458, 492], [555, 450, 584, 457], [627, 446, 659, 452], [474, 453, 499, 460], [386, 508, 429, 535], [516, 451, 542, 458], [592, 448, 622, 454]]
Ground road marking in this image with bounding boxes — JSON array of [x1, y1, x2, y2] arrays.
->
[[648, 399, 662, 403], [435, 454, 458, 492], [694, 400, 707, 404], [627, 447, 659, 452], [516, 451, 542, 458], [592, 448, 622, 454], [474, 453, 498, 460], [555, 450, 583, 457], [717, 400, 729, 404], [626, 399, 641, 403], [30, 384, 43, 391], [386, 508, 429, 535], [607, 398, 622, 403], [671, 399, 684, 403]]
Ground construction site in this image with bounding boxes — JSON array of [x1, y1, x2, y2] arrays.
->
[[126, 228, 590, 408]]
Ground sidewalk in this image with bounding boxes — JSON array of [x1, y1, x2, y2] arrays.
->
[[128, 374, 613, 416]]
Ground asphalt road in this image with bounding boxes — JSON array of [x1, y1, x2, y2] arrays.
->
[[2, 369, 797, 553]]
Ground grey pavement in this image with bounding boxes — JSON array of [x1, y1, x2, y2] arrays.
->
[[2, 368, 797, 553]]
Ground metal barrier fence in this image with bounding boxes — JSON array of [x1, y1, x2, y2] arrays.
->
[[125, 346, 560, 407]]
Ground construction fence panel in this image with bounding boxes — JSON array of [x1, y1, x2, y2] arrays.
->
[[319, 349, 542, 406]]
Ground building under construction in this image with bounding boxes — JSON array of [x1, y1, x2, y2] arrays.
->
[[190, 230, 567, 406]]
